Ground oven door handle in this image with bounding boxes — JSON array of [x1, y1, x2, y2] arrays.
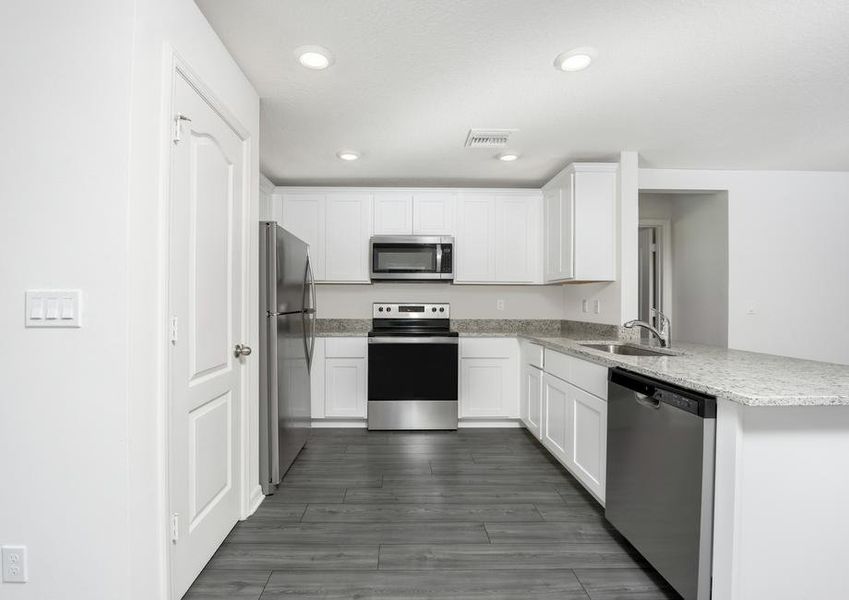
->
[[368, 336, 459, 345]]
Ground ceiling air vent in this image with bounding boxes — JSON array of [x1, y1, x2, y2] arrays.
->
[[464, 129, 516, 148]]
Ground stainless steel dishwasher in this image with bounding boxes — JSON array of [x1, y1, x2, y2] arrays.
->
[[605, 368, 716, 600]]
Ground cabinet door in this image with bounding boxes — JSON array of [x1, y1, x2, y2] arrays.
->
[[325, 358, 366, 418], [524, 365, 543, 439], [460, 358, 507, 418], [310, 338, 326, 419], [281, 193, 325, 280], [542, 374, 572, 466], [570, 385, 607, 501], [455, 194, 495, 282], [325, 192, 371, 282], [543, 175, 574, 282], [573, 169, 616, 281], [373, 192, 412, 235], [413, 192, 456, 235], [495, 194, 538, 283]]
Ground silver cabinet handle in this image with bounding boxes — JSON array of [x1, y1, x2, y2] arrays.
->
[[234, 344, 252, 358]]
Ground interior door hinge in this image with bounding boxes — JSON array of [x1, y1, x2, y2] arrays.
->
[[173, 113, 191, 144], [170, 316, 178, 345], [170, 513, 179, 544]]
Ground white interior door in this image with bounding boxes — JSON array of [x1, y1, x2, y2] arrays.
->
[[168, 72, 245, 599]]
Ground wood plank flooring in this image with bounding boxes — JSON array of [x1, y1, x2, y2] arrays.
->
[[185, 428, 680, 599]]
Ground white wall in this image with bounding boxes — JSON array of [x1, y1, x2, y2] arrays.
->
[[0, 1, 258, 599], [316, 283, 566, 319], [127, 1, 260, 598], [0, 2, 135, 599], [640, 193, 729, 346], [641, 169, 849, 365]]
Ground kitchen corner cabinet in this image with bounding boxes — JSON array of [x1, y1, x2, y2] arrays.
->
[[542, 163, 617, 282], [455, 191, 542, 284], [459, 338, 519, 418], [280, 190, 372, 283], [372, 191, 455, 235]]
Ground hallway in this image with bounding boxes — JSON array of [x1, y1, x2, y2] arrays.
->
[[185, 428, 679, 599]]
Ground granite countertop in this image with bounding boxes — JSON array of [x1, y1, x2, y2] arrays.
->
[[520, 336, 849, 408], [313, 319, 849, 407]]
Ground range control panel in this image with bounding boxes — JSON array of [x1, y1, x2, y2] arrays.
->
[[372, 303, 450, 319]]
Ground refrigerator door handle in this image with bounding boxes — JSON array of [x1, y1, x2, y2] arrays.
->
[[302, 255, 317, 372]]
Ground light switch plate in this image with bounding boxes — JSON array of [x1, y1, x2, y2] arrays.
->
[[25, 290, 82, 328]]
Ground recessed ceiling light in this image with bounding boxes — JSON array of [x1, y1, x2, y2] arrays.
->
[[554, 47, 597, 72], [337, 150, 360, 161], [295, 45, 334, 70], [497, 152, 520, 162]]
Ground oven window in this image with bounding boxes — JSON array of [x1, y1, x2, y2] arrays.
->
[[368, 343, 458, 401], [373, 245, 437, 273]]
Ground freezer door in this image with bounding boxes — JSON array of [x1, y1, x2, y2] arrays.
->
[[273, 224, 309, 315], [275, 312, 311, 480]]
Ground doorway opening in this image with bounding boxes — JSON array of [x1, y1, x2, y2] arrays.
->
[[637, 191, 729, 347]]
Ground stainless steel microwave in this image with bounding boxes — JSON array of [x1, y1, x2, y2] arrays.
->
[[369, 236, 454, 281]]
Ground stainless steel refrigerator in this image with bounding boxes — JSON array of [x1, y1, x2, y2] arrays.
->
[[259, 222, 316, 495]]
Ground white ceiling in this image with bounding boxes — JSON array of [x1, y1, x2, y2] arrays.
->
[[196, 0, 849, 187]]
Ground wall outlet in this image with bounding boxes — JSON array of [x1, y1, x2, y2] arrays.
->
[[593, 300, 601, 314], [496, 299, 505, 311], [581, 299, 589, 313], [2, 545, 28, 583]]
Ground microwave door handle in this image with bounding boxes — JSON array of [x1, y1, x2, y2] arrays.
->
[[435, 244, 443, 273]]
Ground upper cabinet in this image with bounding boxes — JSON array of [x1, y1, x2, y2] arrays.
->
[[455, 191, 542, 284], [372, 191, 455, 235], [542, 163, 617, 282], [413, 192, 455, 235], [280, 190, 371, 283]]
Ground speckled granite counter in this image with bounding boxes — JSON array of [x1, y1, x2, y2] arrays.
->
[[313, 319, 849, 405], [520, 336, 849, 407]]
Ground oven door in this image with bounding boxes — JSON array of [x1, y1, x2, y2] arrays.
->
[[370, 236, 453, 280], [368, 336, 459, 429], [368, 337, 459, 401]]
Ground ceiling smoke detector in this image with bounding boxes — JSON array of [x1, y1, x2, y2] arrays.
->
[[464, 129, 517, 149]]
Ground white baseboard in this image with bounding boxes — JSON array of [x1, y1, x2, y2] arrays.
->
[[459, 418, 523, 428], [247, 484, 264, 517], [311, 419, 367, 428]]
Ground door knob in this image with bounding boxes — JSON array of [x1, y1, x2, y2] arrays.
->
[[234, 344, 252, 358]]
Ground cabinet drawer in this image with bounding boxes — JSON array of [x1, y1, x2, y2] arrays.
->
[[521, 341, 544, 368], [544, 349, 608, 400], [460, 337, 516, 358], [325, 336, 367, 358]]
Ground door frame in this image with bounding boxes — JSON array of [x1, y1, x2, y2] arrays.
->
[[161, 50, 255, 599], [638, 218, 673, 326]]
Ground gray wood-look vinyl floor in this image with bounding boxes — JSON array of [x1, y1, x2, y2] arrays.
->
[[185, 428, 680, 600]]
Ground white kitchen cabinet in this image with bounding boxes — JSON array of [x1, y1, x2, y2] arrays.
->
[[373, 192, 412, 235], [324, 192, 372, 282], [281, 192, 326, 280], [323, 337, 367, 419], [522, 364, 543, 439], [542, 163, 617, 282], [459, 338, 519, 419], [413, 191, 455, 235], [455, 192, 541, 284], [542, 373, 572, 465], [571, 385, 607, 499], [455, 193, 496, 282], [310, 338, 326, 418]]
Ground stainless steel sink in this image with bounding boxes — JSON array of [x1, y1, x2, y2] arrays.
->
[[580, 343, 672, 357]]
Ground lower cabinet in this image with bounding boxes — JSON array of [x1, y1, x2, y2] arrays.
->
[[459, 338, 519, 419], [541, 370, 607, 502], [313, 337, 368, 420], [521, 364, 543, 439]]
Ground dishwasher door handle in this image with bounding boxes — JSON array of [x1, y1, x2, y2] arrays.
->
[[634, 391, 661, 409]]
